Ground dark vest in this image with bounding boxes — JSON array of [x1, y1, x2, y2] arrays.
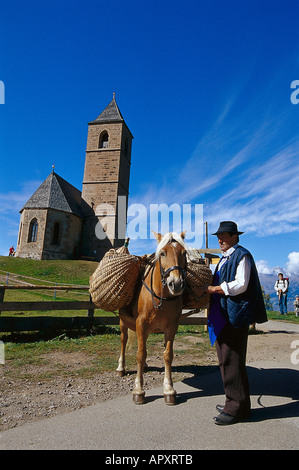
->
[[215, 245, 267, 327]]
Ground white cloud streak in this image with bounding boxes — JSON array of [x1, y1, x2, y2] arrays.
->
[[0, 180, 42, 253], [286, 252, 299, 275], [205, 139, 299, 235], [130, 86, 299, 241], [0, 180, 42, 215], [256, 259, 273, 274]]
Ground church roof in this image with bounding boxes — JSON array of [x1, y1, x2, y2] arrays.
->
[[89, 94, 124, 124], [20, 171, 83, 217]]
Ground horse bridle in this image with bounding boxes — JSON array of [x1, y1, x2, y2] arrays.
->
[[142, 255, 186, 310]]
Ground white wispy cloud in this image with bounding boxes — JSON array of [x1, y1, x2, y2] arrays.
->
[[256, 259, 273, 275], [0, 180, 42, 254], [130, 76, 298, 242], [0, 180, 42, 215], [130, 135, 299, 245], [205, 139, 299, 235], [256, 252, 299, 276], [286, 252, 299, 275]]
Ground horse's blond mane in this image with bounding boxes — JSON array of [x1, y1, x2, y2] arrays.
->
[[155, 232, 187, 259]]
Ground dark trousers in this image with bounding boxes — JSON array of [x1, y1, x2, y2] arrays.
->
[[216, 324, 250, 418]]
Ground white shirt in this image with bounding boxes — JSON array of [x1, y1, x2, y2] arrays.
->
[[274, 279, 288, 294], [217, 244, 251, 296]]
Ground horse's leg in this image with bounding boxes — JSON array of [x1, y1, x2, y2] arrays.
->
[[163, 327, 177, 405], [116, 318, 128, 377], [132, 320, 148, 404]]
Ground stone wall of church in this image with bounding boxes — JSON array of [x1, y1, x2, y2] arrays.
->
[[80, 215, 114, 261], [16, 208, 47, 260], [16, 208, 82, 260], [42, 209, 82, 260]]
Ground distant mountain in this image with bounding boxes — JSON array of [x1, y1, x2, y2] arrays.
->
[[258, 269, 299, 312]]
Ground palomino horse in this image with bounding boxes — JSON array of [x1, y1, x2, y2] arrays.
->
[[116, 231, 187, 405]]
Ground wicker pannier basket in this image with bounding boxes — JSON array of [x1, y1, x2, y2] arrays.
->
[[89, 246, 143, 312], [182, 261, 213, 310]]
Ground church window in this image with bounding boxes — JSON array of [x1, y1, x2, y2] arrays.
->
[[99, 131, 109, 148], [28, 218, 38, 242], [52, 222, 60, 245]]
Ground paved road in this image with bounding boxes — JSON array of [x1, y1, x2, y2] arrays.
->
[[0, 321, 299, 450], [257, 319, 299, 334]]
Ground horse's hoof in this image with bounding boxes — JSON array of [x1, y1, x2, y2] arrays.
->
[[116, 369, 125, 377], [164, 394, 176, 405], [132, 393, 145, 405]]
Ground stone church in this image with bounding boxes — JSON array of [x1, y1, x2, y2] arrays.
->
[[16, 95, 133, 261]]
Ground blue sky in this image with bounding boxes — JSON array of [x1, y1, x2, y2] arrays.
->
[[0, 0, 298, 273]]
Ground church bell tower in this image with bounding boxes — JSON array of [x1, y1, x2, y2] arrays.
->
[[80, 94, 133, 260]]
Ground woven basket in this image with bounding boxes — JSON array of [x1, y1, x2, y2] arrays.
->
[[89, 247, 142, 312], [182, 261, 213, 310]]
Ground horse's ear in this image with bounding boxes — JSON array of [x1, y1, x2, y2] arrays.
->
[[180, 230, 186, 240], [152, 231, 163, 243]]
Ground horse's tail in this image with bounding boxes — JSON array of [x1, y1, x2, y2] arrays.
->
[[126, 328, 136, 351]]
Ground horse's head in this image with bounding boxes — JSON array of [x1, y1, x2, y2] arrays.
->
[[153, 231, 187, 296]]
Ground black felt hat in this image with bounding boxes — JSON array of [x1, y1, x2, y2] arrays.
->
[[212, 221, 244, 236]]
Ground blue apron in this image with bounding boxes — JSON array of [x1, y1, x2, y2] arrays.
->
[[207, 261, 227, 346]]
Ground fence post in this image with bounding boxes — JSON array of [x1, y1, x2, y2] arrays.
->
[[87, 294, 94, 318], [0, 287, 5, 316]]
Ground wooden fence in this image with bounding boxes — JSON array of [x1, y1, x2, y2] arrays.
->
[[0, 284, 208, 332]]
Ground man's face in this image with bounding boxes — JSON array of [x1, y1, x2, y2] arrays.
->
[[217, 232, 237, 252], [279, 274, 283, 280]]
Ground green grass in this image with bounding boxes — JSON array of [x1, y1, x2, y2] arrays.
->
[[1, 287, 114, 317], [1, 324, 211, 382], [0, 255, 114, 318], [0, 255, 98, 285], [3, 331, 124, 379], [1, 256, 298, 383], [266, 310, 299, 323], [0, 257, 210, 380]]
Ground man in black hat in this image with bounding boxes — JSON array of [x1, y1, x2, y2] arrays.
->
[[204, 221, 267, 425]]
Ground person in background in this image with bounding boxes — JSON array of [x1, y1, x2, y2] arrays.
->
[[294, 295, 299, 317], [274, 273, 288, 315], [8, 246, 15, 256]]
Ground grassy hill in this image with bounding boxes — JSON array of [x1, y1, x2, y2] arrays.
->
[[0, 256, 105, 318], [0, 256, 98, 286]]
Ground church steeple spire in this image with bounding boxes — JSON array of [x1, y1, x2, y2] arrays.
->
[[89, 94, 125, 125]]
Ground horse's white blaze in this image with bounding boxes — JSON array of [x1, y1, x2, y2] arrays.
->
[[155, 232, 187, 259]]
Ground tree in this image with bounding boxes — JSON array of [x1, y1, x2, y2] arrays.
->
[[261, 286, 273, 311]]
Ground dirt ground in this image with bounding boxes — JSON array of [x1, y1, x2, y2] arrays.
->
[[0, 328, 296, 431]]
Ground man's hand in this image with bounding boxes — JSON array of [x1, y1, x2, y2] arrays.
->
[[203, 284, 225, 295]]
